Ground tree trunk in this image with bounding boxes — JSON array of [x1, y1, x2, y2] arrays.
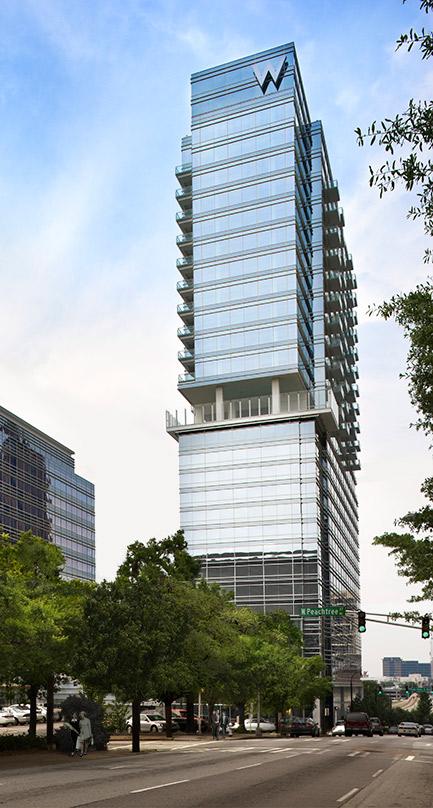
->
[[164, 696, 173, 738], [186, 694, 195, 734], [46, 676, 55, 747], [274, 711, 279, 734], [28, 683, 39, 738], [131, 697, 141, 753], [237, 702, 245, 732]]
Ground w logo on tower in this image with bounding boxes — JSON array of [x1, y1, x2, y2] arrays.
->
[[253, 55, 287, 94]]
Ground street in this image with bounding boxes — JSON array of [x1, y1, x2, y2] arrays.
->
[[0, 733, 432, 807]]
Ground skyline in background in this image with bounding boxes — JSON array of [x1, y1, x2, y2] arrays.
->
[[0, 0, 431, 676]]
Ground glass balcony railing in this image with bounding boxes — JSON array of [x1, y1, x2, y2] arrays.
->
[[176, 209, 192, 222], [167, 389, 339, 429], [177, 325, 193, 338], [175, 162, 192, 176], [176, 279, 193, 292], [177, 302, 193, 319], [176, 186, 192, 202], [178, 350, 194, 362], [178, 372, 195, 384], [176, 256, 193, 269], [176, 234, 192, 246]]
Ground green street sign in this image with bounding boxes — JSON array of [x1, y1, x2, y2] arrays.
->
[[301, 606, 346, 617]]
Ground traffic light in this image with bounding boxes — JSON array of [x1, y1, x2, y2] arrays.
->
[[421, 614, 430, 639], [377, 685, 383, 696], [405, 686, 410, 697], [357, 610, 366, 633]]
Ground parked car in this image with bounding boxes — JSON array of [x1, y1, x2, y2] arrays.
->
[[282, 717, 320, 737], [244, 718, 276, 733], [24, 705, 46, 723], [423, 724, 433, 735], [0, 709, 16, 727], [171, 709, 207, 733], [370, 717, 384, 736], [126, 713, 168, 734], [330, 722, 346, 737], [7, 705, 30, 725], [398, 722, 420, 737], [388, 725, 399, 734], [344, 712, 372, 737]]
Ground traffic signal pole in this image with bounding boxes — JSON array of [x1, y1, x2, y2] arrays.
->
[[357, 611, 431, 635]]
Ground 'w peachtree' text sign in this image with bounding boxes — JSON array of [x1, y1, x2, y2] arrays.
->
[[301, 606, 346, 617]]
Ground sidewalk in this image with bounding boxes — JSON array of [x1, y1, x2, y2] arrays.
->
[[0, 733, 248, 770]]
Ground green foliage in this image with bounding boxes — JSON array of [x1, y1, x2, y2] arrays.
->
[[355, 1, 433, 261], [103, 700, 130, 734], [415, 691, 432, 723], [357, 3, 433, 607], [371, 284, 433, 437], [0, 734, 48, 753], [0, 532, 90, 736]]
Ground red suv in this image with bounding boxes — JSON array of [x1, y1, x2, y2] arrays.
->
[[344, 712, 373, 737]]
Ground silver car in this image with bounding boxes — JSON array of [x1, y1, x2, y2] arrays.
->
[[398, 722, 420, 737], [126, 713, 166, 734]]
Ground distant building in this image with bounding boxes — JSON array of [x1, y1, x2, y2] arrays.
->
[[0, 405, 95, 580], [383, 657, 431, 678]]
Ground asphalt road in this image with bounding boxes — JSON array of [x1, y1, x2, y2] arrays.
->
[[1, 733, 432, 807]]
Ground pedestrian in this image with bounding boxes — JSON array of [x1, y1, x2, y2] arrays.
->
[[76, 711, 93, 757], [211, 708, 220, 740], [63, 713, 79, 756], [221, 710, 229, 738]]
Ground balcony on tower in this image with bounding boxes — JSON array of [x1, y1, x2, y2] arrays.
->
[[177, 324, 194, 346], [176, 209, 192, 233], [176, 256, 193, 280], [166, 387, 340, 439], [176, 185, 192, 209], [323, 179, 340, 204], [177, 301, 194, 323], [177, 278, 193, 301], [176, 233, 193, 256], [175, 161, 192, 187]]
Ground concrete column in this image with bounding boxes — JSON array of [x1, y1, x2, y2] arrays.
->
[[215, 387, 224, 421], [271, 378, 280, 414]]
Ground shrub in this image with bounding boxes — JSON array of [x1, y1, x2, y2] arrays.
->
[[103, 701, 129, 734], [0, 735, 48, 753]]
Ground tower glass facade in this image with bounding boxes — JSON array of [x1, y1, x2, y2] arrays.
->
[[168, 44, 360, 702], [0, 405, 95, 581]]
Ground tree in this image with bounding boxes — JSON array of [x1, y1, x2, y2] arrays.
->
[[74, 531, 202, 752], [0, 532, 88, 741], [415, 691, 432, 723], [356, 1, 433, 608], [355, 1, 433, 263]]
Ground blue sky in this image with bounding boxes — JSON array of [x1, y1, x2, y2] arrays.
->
[[0, 0, 432, 676]]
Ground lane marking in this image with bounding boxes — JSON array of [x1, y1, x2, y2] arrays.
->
[[236, 762, 263, 770], [372, 769, 383, 778], [109, 765, 129, 769], [285, 752, 300, 759], [405, 755, 415, 761], [348, 751, 361, 757], [360, 751, 370, 757], [131, 779, 189, 794], [337, 787, 359, 803], [317, 749, 331, 754]]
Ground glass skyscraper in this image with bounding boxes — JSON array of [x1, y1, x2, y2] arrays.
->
[[0, 405, 95, 581], [167, 43, 361, 716]]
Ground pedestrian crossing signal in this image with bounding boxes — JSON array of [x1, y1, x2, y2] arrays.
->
[[357, 610, 366, 633]]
